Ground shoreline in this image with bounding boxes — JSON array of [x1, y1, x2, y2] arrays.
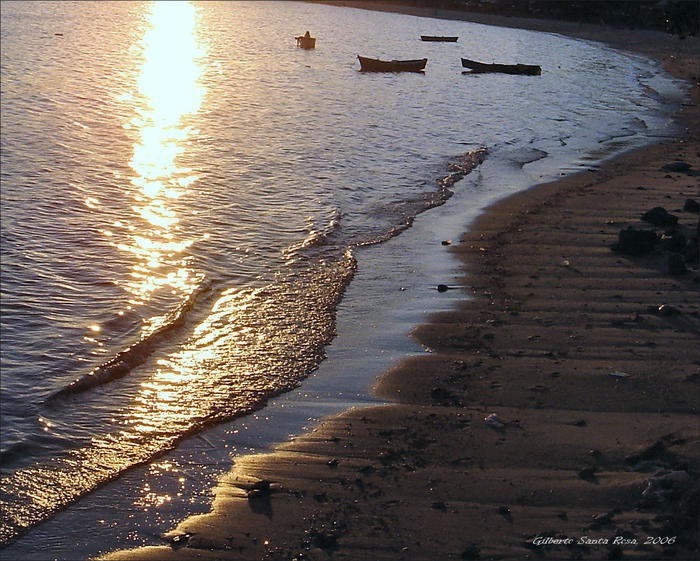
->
[[103, 8, 699, 561]]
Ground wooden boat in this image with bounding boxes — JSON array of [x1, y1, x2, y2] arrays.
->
[[358, 56, 427, 73], [421, 35, 458, 42], [461, 57, 541, 75], [295, 32, 316, 49]]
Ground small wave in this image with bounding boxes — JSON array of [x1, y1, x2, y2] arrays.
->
[[438, 146, 488, 190], [360, 146, 488, 247], [283, 208, 343, 262], [46, 281, 211, 401]]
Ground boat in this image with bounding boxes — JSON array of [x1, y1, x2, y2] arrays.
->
[[421, 35, 458, 42], [461, 57, 541, 75], [358, 56, 427, 73], [295, 31, 316, 49]]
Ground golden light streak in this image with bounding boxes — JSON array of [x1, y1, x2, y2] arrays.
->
[[113, 1, 206, 305]]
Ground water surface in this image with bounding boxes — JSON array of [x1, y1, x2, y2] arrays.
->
[[0, 0, 683, 552]]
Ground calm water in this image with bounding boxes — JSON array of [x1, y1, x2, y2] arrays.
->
[[0, 0, 683, 553]]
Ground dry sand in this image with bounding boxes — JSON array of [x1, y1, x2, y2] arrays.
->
[[103, 7, 699, 561]]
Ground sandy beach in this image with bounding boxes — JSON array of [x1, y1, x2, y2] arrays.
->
[[103, 6, 699, 561]]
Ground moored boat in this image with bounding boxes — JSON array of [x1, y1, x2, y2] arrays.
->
[[421, 35, 458, 42], [295, 31, 316, 49], [358, 55, 427, 73], [461, 57, 541, 75]]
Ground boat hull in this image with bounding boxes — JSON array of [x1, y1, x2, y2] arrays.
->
[[461, 58, 541, 75], [421, 35, 458, 42], [295, 36, 316, 49], [358, 56, 427, 73]]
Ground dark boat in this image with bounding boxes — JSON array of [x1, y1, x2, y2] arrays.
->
[[295, 32, 316, 49], [358, 56, 427, 73], [461, 57, 541, 75], [421, 35, 458, 42]]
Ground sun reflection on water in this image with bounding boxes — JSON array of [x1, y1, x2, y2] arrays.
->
[[117, 1, 205, 310]]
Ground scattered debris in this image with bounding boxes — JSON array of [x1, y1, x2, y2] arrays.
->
[[483, 413, 504, 429]]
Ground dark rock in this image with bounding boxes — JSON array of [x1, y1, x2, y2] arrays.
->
[[683, 198, 700, 213], [167, 533, 192, 550], [572, 419, 587, 427], [431, 501, 447, 510], [648, 303, 680, 316], [246, 488, 268, 500], [613, 226, 658, 255], [666, 253, 688, 275], [431, 387, 453, 401], [641, 206, 678, 227], [579, 466, 597, 480], [498, 505, 513, 521], [686, 236, 699, 262], [591, 512, 613, 528], [661, 231, 686, 253], [461, 543, 481, 559], [625, 440, 668, 465], [437, 284, 449, 292], [250, 479, 271, 492], [310, 531, 338, 550], [661, 161, 691, 173]]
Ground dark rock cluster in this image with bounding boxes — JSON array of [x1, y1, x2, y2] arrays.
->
[[612, 173, 699, 276]]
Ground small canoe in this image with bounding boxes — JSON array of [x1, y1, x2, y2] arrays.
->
[[295, 35, 316, 49], [358, 56, 427, 73], [421, 35, 458, 42], [461, 57, 541, 75]]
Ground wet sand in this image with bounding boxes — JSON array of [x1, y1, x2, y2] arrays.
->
[[103, 8, 699, 561]]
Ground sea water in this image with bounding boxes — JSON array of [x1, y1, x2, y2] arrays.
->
[[0, 1, 684, 558]]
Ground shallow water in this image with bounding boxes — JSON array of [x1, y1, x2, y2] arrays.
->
[[0, 0, 684, 552]]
